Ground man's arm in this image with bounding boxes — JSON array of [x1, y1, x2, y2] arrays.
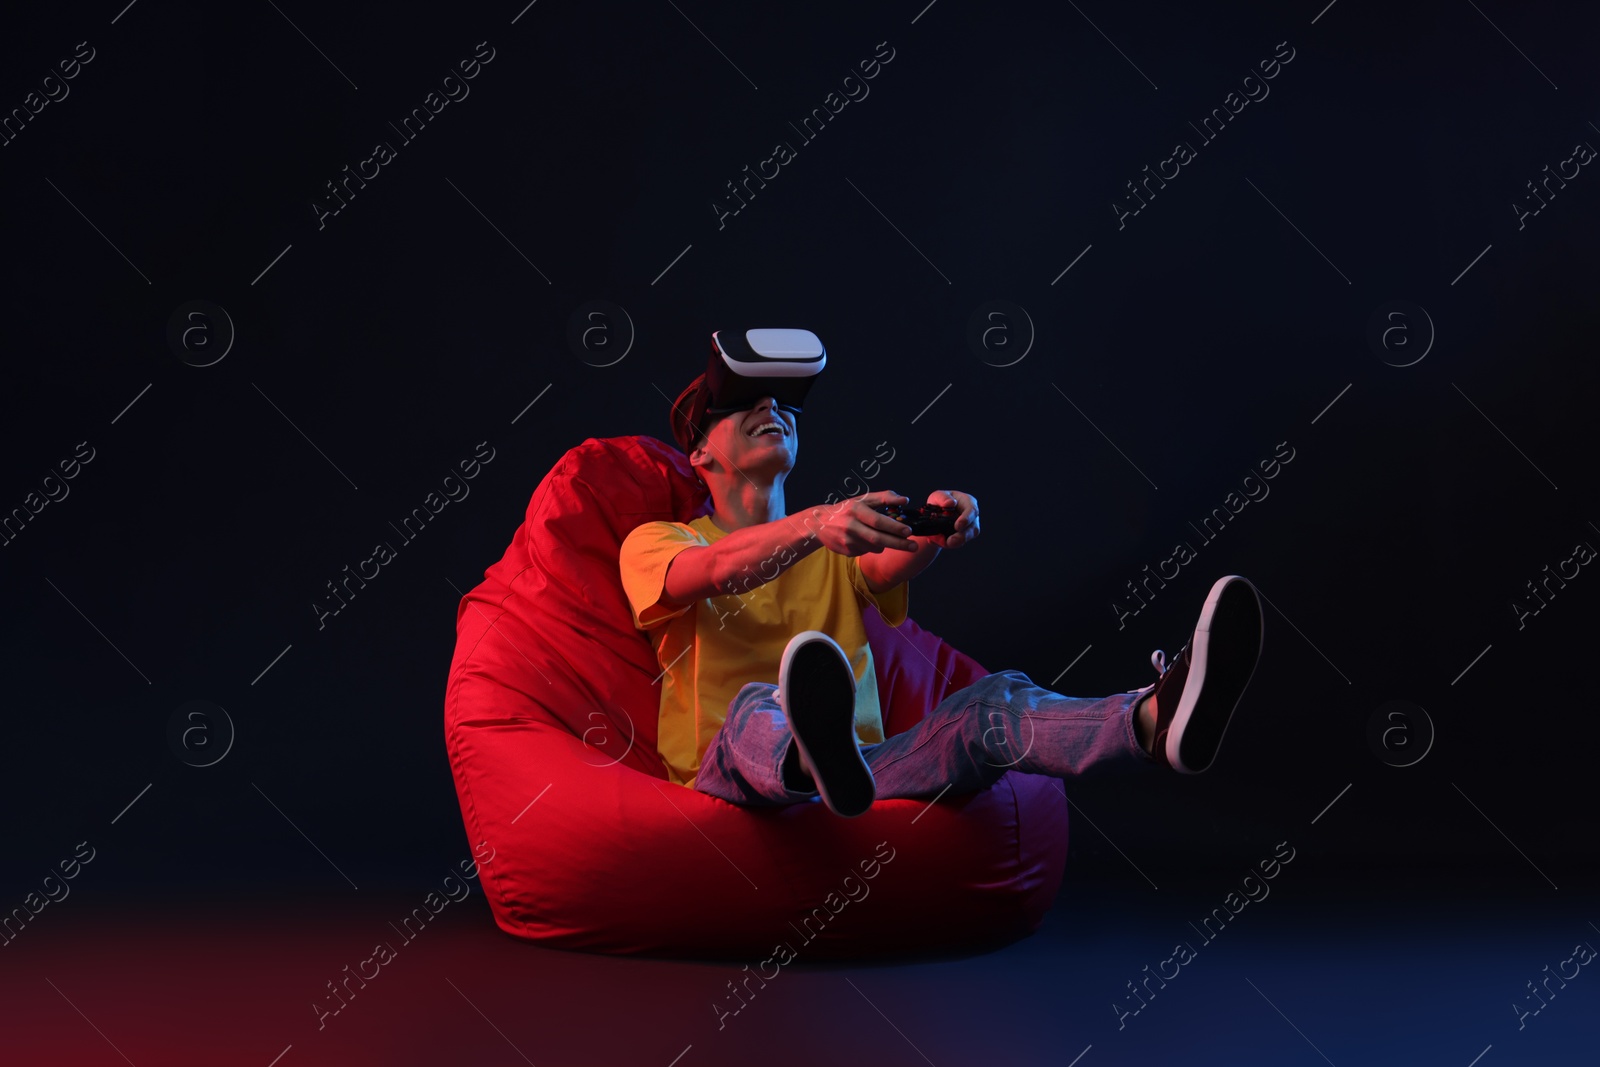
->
[[660, 513, 826, 607], [858, 538, 940, 594], [661, 493, 916, 607]]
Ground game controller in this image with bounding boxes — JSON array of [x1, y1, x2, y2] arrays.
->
[[873, 500, 962, 536]]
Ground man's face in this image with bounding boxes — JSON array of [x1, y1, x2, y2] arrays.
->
[[691, 396, 798, 479]]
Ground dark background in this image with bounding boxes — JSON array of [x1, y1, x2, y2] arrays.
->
[[3, 0, 1596, 923]]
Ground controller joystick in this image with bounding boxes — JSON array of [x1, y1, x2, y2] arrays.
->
[[872, 500, 962, 537]]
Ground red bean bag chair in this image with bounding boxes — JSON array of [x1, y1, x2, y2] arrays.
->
[[444, 434, 1069, 958]]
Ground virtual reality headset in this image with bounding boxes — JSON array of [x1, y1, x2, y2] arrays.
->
[[670, 328, 827, 453]]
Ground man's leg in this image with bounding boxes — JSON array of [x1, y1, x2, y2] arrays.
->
[[693, 673, 1160, 804], [864, 575, 1265, 795], [691, 681, 821, 806], [862, 671, 1161, 800]]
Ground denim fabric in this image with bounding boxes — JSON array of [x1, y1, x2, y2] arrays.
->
[[691, 669, 1160, 806]]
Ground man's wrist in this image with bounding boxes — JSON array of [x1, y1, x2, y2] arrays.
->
[[862, 537, 938, 593]]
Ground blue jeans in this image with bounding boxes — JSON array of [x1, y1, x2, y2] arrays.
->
[[692, 670, 1160, 805]]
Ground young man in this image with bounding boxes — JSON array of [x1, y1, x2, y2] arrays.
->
[[618, 375, 1265, 817]]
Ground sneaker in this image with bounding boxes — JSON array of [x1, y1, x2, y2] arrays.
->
[[1145, 575, 1264, 774], [779, 630, 876, 817]]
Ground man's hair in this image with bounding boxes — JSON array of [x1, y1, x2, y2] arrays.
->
[[670, 374, 711, 455], [686, 420, 711, 455]]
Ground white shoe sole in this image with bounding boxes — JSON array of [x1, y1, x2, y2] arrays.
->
[[779, 630, 875, 817], [1165, 576, 1264, 774]]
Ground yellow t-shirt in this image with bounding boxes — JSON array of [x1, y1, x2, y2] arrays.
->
[[618, 513, 909, 787]]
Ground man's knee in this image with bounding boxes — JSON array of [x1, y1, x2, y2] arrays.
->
[[962, 670, 1029, 707], [724, 682, 785, 737], [962, 682, 1035, 765], [730, 681, 780, 712]]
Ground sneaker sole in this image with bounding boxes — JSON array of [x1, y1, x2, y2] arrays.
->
[[780, 631, 875, 817], [1166, 576, 1264, 774]]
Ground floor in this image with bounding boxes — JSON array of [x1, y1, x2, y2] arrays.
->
[[4, 870, 1594, 1066]]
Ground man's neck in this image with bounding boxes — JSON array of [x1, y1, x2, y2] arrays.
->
[[708, 477, 787, 533]]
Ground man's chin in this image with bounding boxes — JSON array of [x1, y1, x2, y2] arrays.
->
[[742, 449, 795, 474]]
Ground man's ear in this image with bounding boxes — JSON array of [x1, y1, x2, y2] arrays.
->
[[688, 416, 719, 471], [688, 438, 712, 473]]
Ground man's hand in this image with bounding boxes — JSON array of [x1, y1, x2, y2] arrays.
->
[[919, 490, 979, 549], [805, 490, 919, 557]]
